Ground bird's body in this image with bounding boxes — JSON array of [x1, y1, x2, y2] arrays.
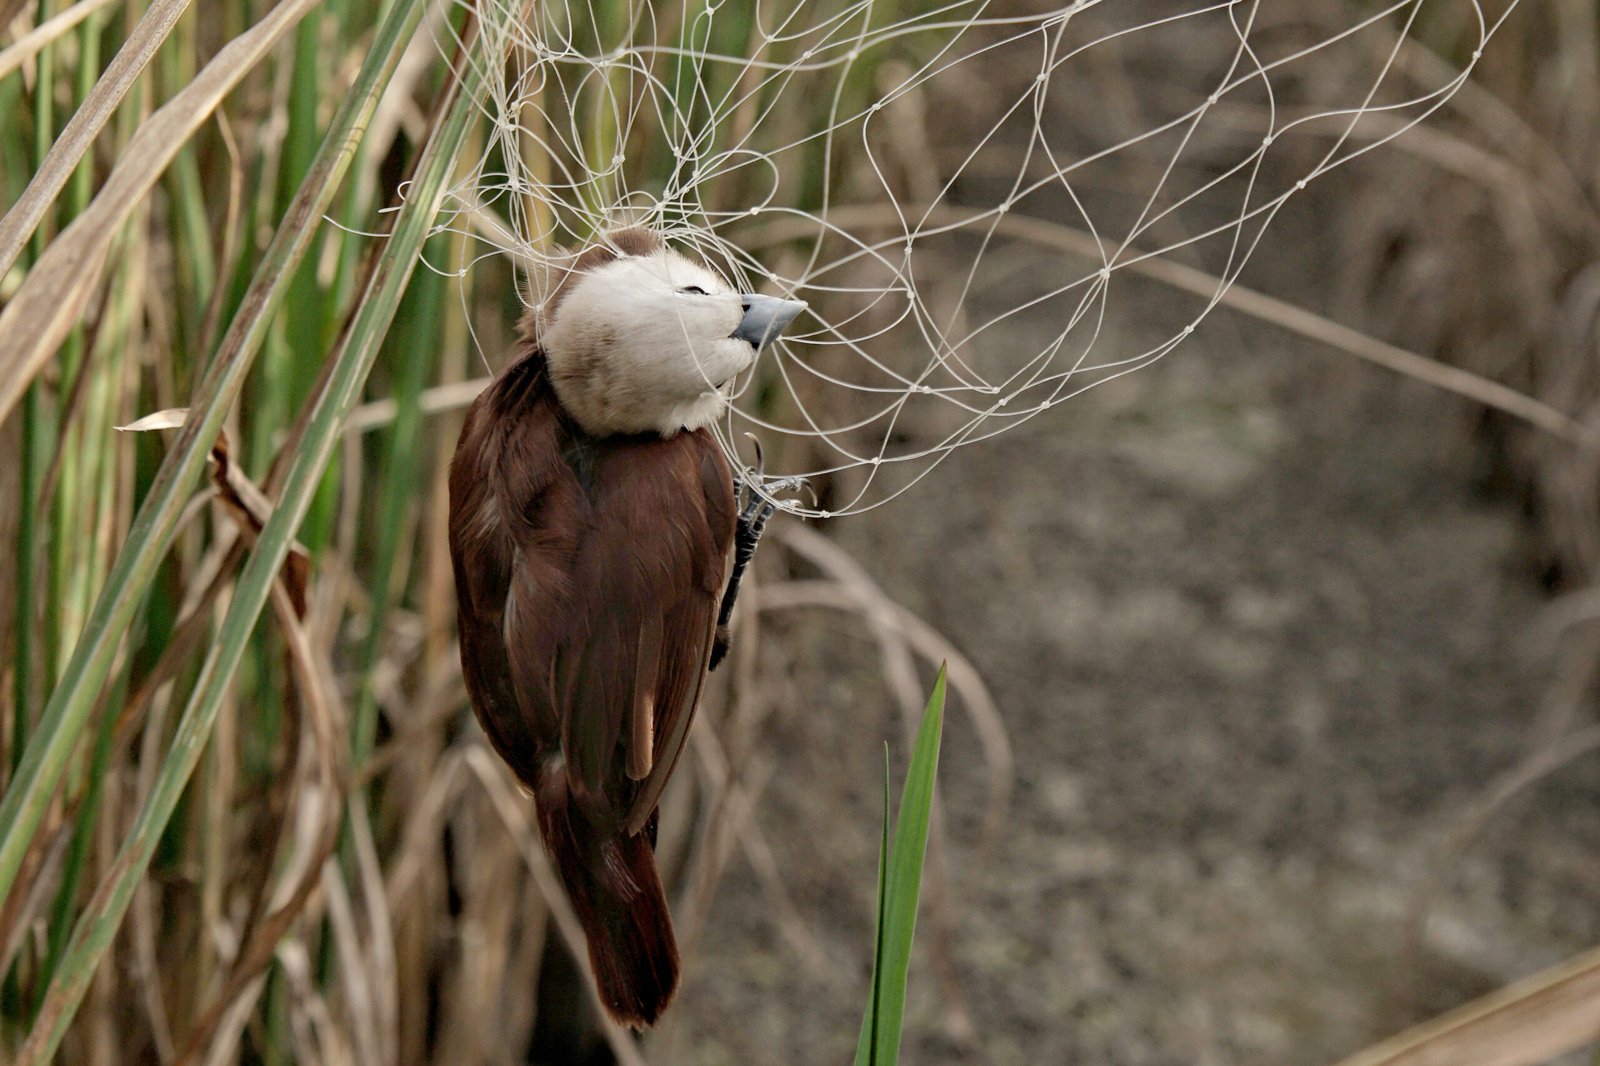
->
[[447, 228, 804, 1027]]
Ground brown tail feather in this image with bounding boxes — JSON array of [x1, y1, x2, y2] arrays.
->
[[536, 768, 680, 1028]]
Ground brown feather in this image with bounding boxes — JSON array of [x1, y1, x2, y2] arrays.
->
[[448, 335, 734, 1028]]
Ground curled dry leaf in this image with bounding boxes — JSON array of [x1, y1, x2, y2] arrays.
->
[[117, 406, 309, 616], [115, 407, 192, 434]]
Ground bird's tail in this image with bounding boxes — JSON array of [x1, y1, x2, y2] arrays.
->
[[535, 767, 680, 1029]]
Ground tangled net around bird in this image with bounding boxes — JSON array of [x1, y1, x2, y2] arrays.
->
[[431, 0, 1520, 517]]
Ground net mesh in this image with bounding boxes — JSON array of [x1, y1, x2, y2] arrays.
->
[[429, 0, 1520, 517]]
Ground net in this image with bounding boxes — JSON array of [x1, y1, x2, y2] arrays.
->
[[429, 0, 1520, 517]]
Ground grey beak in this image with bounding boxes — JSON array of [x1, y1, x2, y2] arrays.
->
[[732, 294, 807, 349]]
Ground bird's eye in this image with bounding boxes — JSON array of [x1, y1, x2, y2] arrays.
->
[[679, 285, 708, 296]]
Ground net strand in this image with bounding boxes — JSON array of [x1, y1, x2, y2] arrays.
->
[[421, 0, 1519, 517]]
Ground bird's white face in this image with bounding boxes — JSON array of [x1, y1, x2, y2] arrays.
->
[[541, 249, 755, 438]]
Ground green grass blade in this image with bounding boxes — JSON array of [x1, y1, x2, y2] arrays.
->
[[0, 0, 430, 917], [854, 745, 893, 1066], [855, 664, 947, 1066], [11, 0, 57, 774], [351, 232, 447, 765]]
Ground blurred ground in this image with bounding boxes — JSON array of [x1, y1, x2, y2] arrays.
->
[[652, 298, 1600, 1064]]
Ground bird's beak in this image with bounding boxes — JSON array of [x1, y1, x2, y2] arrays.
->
[[732, 294, 807, 349]]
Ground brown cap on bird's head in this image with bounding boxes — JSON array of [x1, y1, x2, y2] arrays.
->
[[515, 226, 665, 347]]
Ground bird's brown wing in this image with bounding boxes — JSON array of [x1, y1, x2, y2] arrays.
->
[[625, 441, 736, 833], [550, 432, 735, 833], [450, 357, 581, 788]]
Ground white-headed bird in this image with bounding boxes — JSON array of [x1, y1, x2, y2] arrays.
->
[[448, 227, 804, 1027]]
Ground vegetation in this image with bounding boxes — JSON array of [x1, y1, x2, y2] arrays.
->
[[855, 667, 945, 1066], [0, 1, 951, 1060]]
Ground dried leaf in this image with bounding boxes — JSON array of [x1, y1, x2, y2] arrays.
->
[[115, 407, 190, 433], [1332, 945, 1600, 1066]]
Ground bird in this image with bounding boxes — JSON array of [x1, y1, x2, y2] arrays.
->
[[447, 226, 805, 1028]]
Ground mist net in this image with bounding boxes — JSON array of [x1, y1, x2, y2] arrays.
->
[[432, 0, 1519, 517]]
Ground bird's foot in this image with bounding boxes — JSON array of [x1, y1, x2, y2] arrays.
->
[[713, 448, 806, 672], [732, 434, 808, 524], [735, 473, 807, 527]]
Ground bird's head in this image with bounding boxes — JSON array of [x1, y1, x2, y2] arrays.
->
[[536, 228, 806, 438]]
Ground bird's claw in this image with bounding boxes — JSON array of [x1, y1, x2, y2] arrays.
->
[[736, 473, 807, 524], [714, 444, 807, 670], [732, 434, 806, 521]]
